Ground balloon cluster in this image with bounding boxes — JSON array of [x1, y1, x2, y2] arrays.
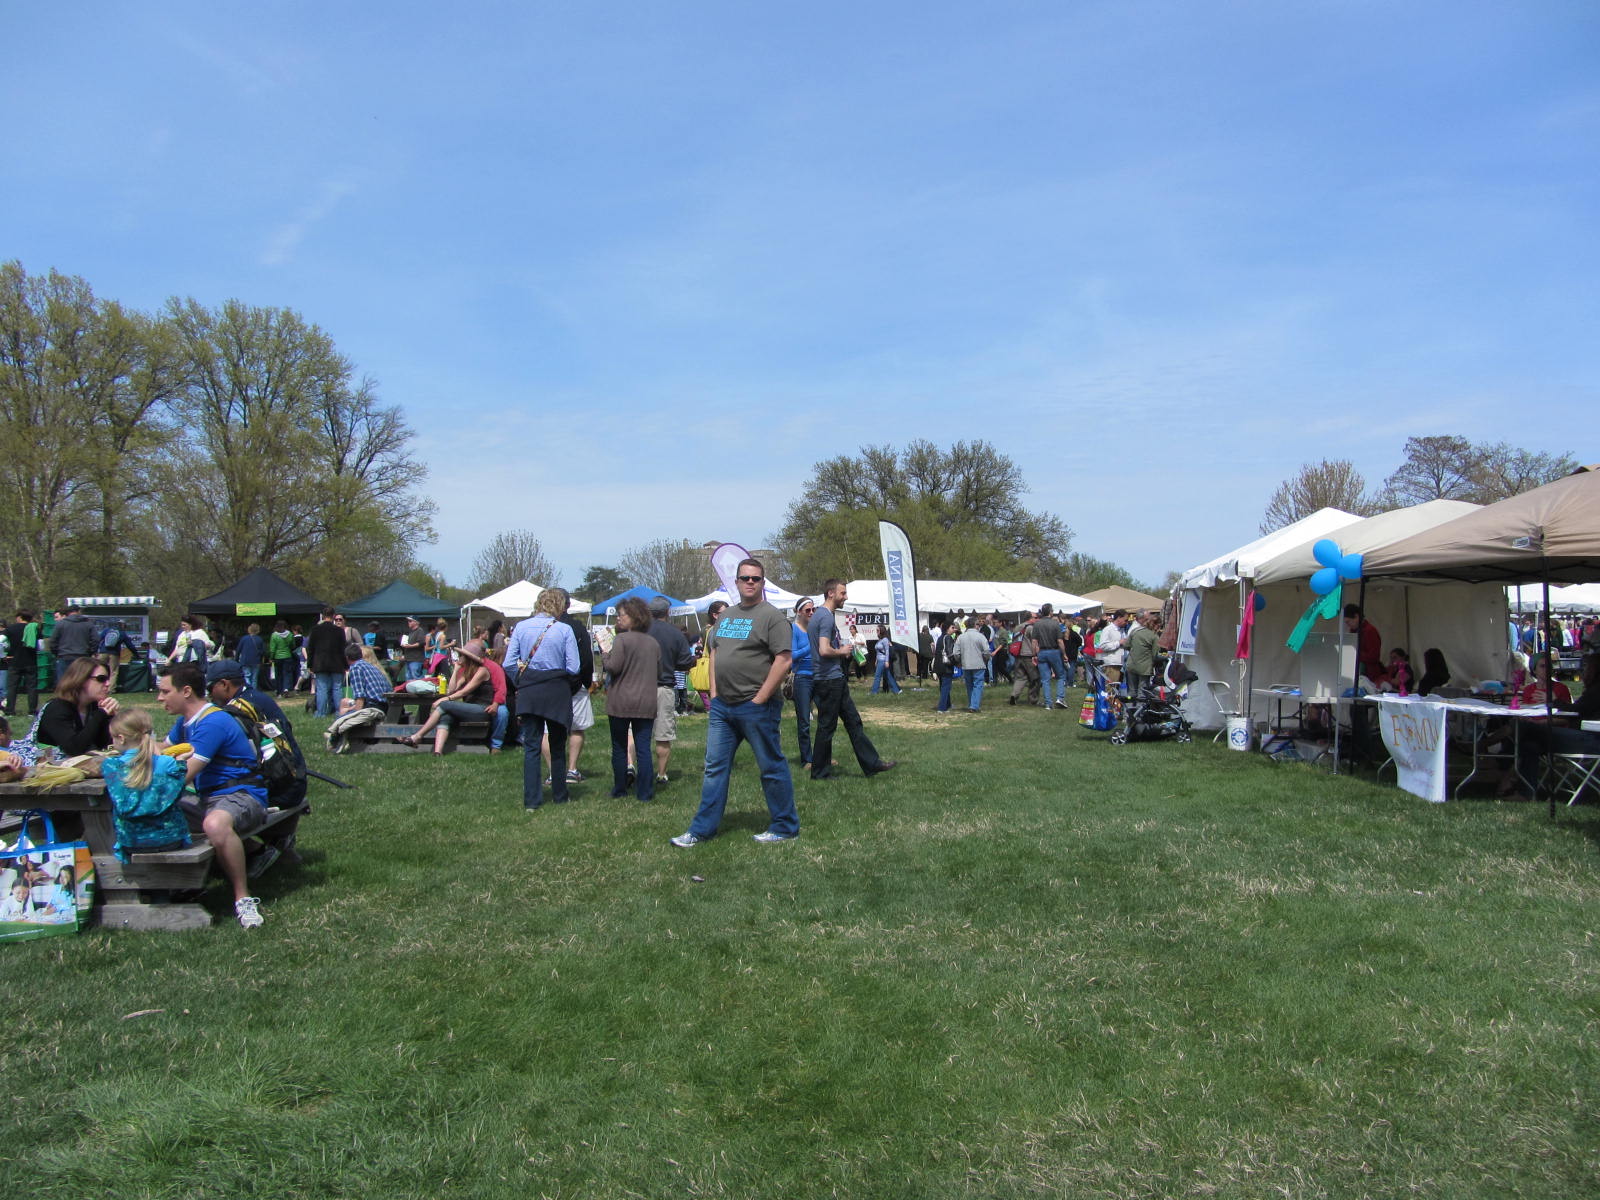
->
[[1309, 539, 1363, 596]]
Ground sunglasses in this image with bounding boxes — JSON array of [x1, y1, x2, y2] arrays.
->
[[737, 574, 764, 583]]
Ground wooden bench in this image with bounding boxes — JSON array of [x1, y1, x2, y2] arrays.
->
[[1, 781, 307, 931]]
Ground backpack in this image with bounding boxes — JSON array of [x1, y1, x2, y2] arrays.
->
[[207, 700, 304, 802], [102, 752, 191, 862]]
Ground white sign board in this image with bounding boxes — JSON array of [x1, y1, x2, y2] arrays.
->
[[1368, 696, 1448, 803]]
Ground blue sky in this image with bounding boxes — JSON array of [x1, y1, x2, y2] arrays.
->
[[7, 2, 1596, 591]]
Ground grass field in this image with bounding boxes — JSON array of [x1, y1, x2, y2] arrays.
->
[[3, 682, 1598, 1199]]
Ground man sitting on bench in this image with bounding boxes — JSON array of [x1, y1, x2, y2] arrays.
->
[[157, 663, 270, 929], [205, 659, 307, 877], [399, 639, 502, 755]]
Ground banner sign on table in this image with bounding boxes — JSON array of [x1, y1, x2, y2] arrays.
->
[[1177, 589, 1202, 655], [877, 520, 919, 652], [1368, 696, 1448, 803], [235, 602, 277, 617]]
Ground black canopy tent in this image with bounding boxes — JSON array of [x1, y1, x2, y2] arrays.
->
[[189, 567, 326, 619]]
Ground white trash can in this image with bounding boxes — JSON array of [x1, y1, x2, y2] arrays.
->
[[1226, 715, 1252, 752]]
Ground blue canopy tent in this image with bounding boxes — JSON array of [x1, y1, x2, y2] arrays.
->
[[590, 585, 692, 624]]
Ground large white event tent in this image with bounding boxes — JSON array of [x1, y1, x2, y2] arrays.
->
[[1174, 508, 1363, 730], [460, 580, 591, 639], [839, 579, 1097, 620]]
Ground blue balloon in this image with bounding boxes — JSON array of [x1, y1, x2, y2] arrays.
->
[[1253, 591, 1267, 612], [1312, 539, 1343, 569], [1310, 566, 1340, 596], [1338, 551, 1364, 581]]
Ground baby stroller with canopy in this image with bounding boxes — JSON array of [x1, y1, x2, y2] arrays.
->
[[1110, 657, 1198, 745]]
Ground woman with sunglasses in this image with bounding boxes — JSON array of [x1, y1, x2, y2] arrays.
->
[[37, 657, 119, 757]]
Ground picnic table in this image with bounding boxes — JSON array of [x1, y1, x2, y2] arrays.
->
[[0, 781, 306, 931], [328, 691, 495, 754]]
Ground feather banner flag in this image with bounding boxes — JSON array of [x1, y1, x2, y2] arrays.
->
[[878, 520, 920, 652]]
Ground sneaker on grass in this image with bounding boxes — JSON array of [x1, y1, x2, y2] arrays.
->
[[670, 832, 706, 848], [235, 896, 264, 929], [752, 830, 796, 843]]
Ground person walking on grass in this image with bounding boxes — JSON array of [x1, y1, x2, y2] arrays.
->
[[672, 559, 799, 847], [807, 580, 898, 779], [955, 620, 991, 712]]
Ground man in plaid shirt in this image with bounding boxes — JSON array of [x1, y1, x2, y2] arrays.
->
[[344, 644, 392, 710]]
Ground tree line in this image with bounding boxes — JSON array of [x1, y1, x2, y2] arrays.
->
[[1261, 436, 1577, 533], [0, 262, 434, 614]]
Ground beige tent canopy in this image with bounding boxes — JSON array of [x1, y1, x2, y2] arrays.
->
[[1361, 468, 1600, 585], [1079, 585, 1166, 612]]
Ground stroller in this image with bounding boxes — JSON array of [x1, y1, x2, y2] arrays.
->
[[1110, 657, 1198, 745]]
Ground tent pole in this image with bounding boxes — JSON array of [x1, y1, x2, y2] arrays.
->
[[1544, 566, 1555, 820]]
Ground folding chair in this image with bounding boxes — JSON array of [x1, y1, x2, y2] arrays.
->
[[1547, 753, 1600, 807]]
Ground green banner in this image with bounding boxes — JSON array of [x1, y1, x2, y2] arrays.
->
[[235, 602, 277, 617]]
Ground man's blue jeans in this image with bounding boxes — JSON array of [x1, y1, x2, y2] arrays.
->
[[688, 697, 797, 839], [314, 671, 344, 717], [871, 663, 901, 694], [1037, 650, 1065, 708], [964, 673, 985, 711]]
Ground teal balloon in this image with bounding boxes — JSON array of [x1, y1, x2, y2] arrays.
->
[[1310, 566, 1339, 596], [1312, 539, 1343, 568]]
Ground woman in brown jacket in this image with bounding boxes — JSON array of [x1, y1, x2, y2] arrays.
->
[[604, 597, 662, 803]]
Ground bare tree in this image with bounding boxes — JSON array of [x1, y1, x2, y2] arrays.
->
[[1260, 459, 1378, 534], [618, 538, 718, 600], [470, 530, 557, 594]]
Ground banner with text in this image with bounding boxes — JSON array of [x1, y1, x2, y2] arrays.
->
[[877, 520, 920, 652], [1369, 696, 1448, 803]]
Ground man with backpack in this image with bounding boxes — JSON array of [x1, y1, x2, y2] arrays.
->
[[157, 662, 271, 928]]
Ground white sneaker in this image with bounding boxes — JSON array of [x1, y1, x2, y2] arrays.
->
[[235, 897, 264, 929]]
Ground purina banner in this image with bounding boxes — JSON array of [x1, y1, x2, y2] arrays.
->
[[877, 520, 919, 652]]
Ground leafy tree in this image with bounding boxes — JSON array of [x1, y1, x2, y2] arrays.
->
[[0, 263, 183, 602], [774, 440, 1075, 592], [576, 565, 628, 602], [1259, 459, 1379, 534], [469, 529, 558, 594], [1378, 435, 1576, 507], [617, 538, 718, 601]]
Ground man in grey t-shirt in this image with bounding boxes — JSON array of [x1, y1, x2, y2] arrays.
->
[[671, 558, 799, 847], [808, 579, 896, 780]]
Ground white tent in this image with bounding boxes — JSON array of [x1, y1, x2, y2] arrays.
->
[[460, 580, 591, 639], [840, 579, 1097, 619], [1174, 508, 1364, 730], [1509, 582, 1600, 613], [687, 582, 808, 614]]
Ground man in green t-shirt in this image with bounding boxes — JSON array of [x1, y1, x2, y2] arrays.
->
[[671, 558, 799, 847]]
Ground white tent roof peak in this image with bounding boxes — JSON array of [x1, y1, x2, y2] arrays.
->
[[1178, 508, 1363, 591]]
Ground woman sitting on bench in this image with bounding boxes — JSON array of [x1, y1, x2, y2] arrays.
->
[[399, 640, 503, 755]]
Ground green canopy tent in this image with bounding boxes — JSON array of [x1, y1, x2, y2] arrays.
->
[[338, 579, 457, 621]]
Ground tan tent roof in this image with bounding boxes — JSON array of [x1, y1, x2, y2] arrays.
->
[[1360, 468, 1600, 585], [1251, 499, 1480, 586], [1079, 585, 1167, 611]]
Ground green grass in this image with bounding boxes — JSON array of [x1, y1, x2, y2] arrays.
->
[[3, 683, 1598, 1198]]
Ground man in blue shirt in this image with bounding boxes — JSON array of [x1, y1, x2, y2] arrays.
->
[[158, 662, 269, 928]]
